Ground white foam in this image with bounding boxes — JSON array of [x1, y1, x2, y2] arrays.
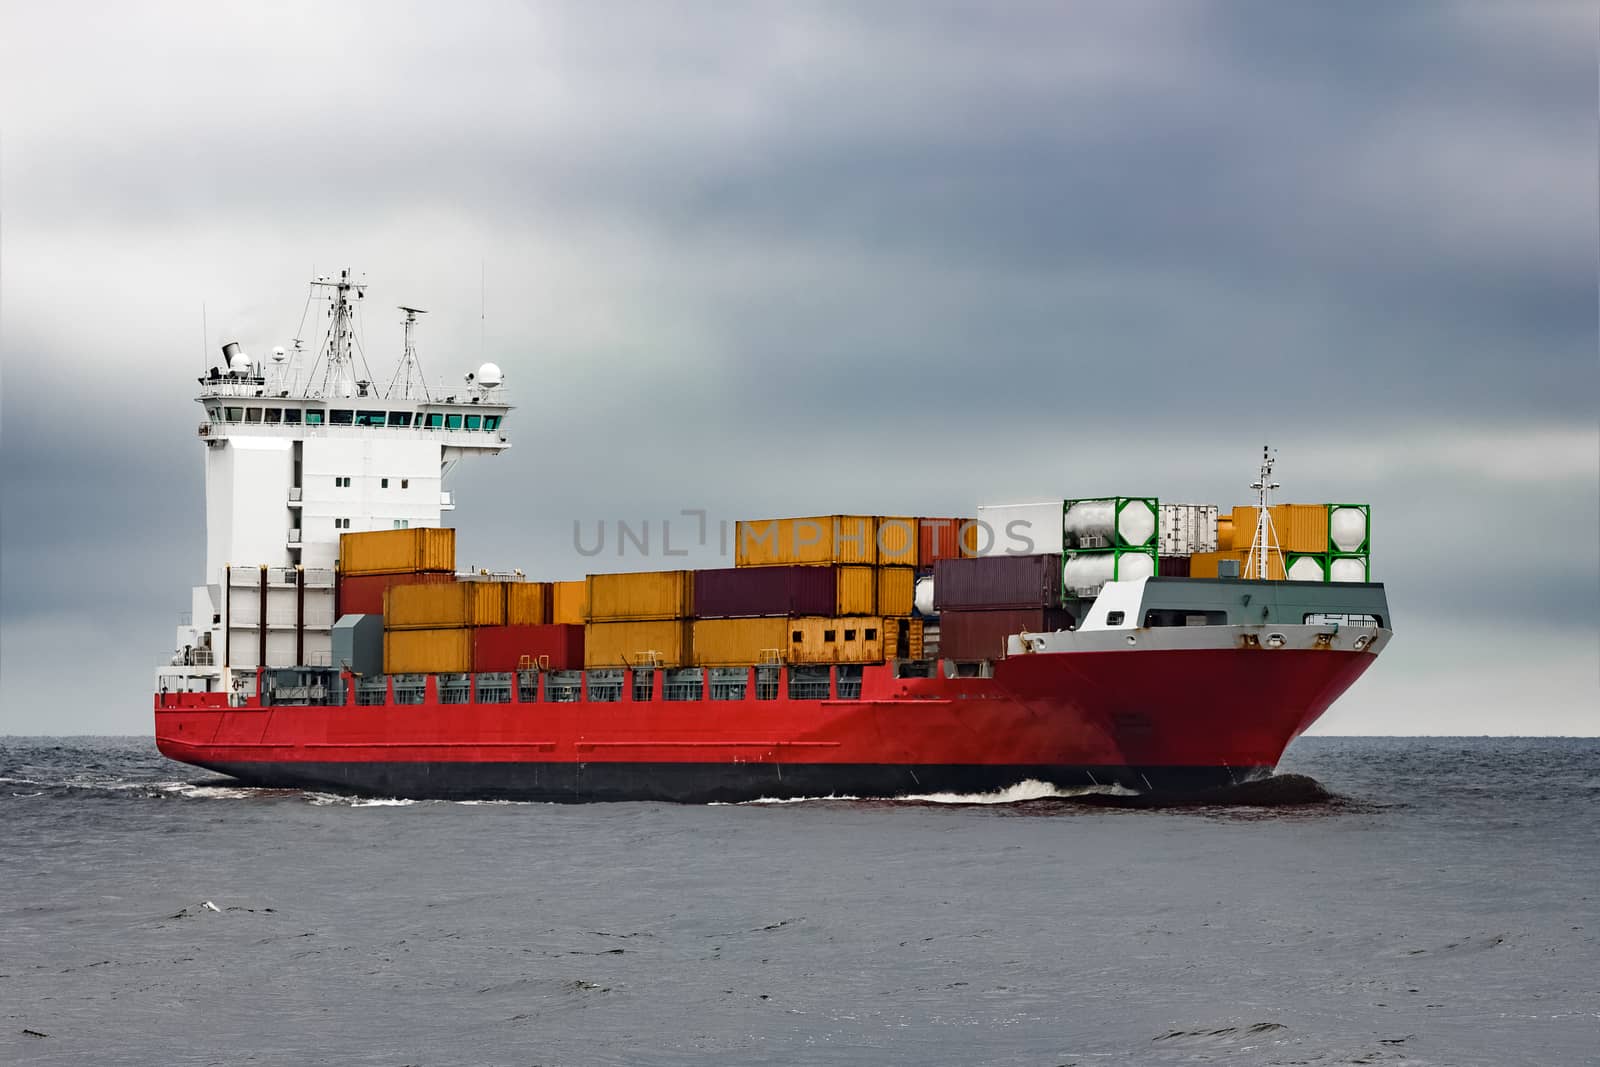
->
[[897, 777, 1139, 804], [159, 782, 258, 800]]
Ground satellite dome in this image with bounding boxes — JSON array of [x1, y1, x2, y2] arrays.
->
[[228, 349, 253, 374], [476, 362, 503, 387], [271, 346, 287, 363]]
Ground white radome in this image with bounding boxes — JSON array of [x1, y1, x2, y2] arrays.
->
[[229, 350, 253, 374], [476, 362, 503, 387]]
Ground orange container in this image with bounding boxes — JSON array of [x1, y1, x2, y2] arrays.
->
[[1229, 505, 1329, 555], [552, 580, 586, 625], [583, 620, 693, 668], [735, 516, 879, 566], [585, 570, 694, 622], [506, 581, 552, 626], [875, 567, 916, 617], [383, 627, 474, 674], [385, 581, 508, 629], [339, 527, 455, 576], [787, 616, 887, 664]]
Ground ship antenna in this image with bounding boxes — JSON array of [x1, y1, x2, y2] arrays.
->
[[1245, 444, 1284, 580], [308, 268, 367, 398], [388, 306, 432, 401]]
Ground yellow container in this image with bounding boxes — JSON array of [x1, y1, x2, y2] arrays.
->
[[1190, 548, 1286, 581], [875, 567, 915, 617], [875, 516, 918, 567], [788, 616, 887, 664], [339, 527, 455, 577], [385, 581, 507, 629], [1216, 515, 1235, 551], [735, 515, 879, 566], [584, 620, 692, 668], [875, 616, 923, 660], [691, 618, 790, 667], [384, 627, 473, 674], [551, 580, 586, 625], [836, 565, 878, 615], [1230, 505, 1330, 555], [506, 581, 551, 626], [585, 570, 694, 622]]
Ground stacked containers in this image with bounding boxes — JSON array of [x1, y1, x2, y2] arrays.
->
[[1223, 504, 1371, 583], [1158, 504, 1219, 557], [381, 579, 513, 674], [338, 570, 452, 616], [1061, 497, 1159, 595], [337, 528, 456, 618], [933, 555, 1071, 661], [735, 516, 880, 566], [583, 570, 696, 668], [474, 624, 584, 671]]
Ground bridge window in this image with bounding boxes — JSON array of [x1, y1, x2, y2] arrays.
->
[[483, 415, 501, 431], [282, 408, 301, 424], [392, 520, 409, 529], [356, 410, 385, 427], [224, 407, 243, 422], [424, 413, 443, 429], [381, 478, 389, 488], [330, 410, 354, 426], [401, 478, 409, 489], [387, 411, 412, 427], [244, 408, 262, 423], [303, 410, 323, 425], [1106, 611, 1125, 626], [263, 408, 281, 424], [445, 413, 463, 430], [1143, 609, 1227, 627]]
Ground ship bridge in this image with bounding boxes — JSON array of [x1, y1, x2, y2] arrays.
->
[[160, 269, 512, 694]]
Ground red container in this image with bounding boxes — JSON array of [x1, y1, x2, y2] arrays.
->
[[693, 565, 838, 618], [1158, 555, 1191, 578], [473, 624, 585, 672], [932, 554, 1062, 611], [338, 571, 454, 617], [919, 518, 976, 565], [939, 607, 1075, 661]]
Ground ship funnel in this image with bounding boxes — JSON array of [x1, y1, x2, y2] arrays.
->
[[221, 341, 241, 363]]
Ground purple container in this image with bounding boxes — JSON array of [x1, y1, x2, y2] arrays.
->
[[1158, 555, 1191, 578], [932, 554, 1063, 611], [939, 607, 1075, 661], [693, 565, 837, 618]]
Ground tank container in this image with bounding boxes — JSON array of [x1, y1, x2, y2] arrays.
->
[[1285, 554, 1328, 583], [1061, 547, 1156, 595], [913, 574, 936, 617], [1329, 555, 1370, 583], [1063, 497, 1158, 551], [585, 570, 694, 622], [1328, 505, 1371, 554]]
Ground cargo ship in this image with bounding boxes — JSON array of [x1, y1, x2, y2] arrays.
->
[[154, 271, 1392, 802]]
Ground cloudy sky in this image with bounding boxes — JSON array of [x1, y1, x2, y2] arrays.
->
[[1, 1, 1595, 735]]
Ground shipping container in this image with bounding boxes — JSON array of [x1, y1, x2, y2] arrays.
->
[[1329, 554, 1370, 583], [875, 566, 915, 617], [385, 580, 508, 629], [583, 620, 693, 668], [552, 580, 586, 625], [693, 565, 837, 618], [787, 616, 887, 664], [1285, 553, 1328, 583], [1230, 504, 1331, 556], [1062, 547, 1157, 596], [691, 617, 790, 667], [879, 616, 923, 660], [337, 571, 453, 617], [1158, 555, 1192, 578], [933, 554, 1062, 611], [1159, 503, 1219, 556], [939, 608, 1074, 661], [1189, 549, 1287, 581], [875, 516, 918, 567], [339, 527, 455, 577], [1217, 514, 1236, 551], [735, 515, 878, 566], [836, 565, 877, 615], [1063, 497, 1159, 551], [918, 517, 978, 564], [384, 627, 474, 674], [473, 623, 584, 672], [506, 581, 552, 626], [1328, 505, 1371, 554], [585, 570, 694, 622], [974, 502, 1064, 556]]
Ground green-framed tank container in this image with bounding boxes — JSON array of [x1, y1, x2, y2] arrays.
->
[[1062, 497, 1159, 551], [1284, 552, 1329, 583], [1060, 545, 1158, 597], [1327, 504, 1371, 555], [1327, 553, 1370, 583]]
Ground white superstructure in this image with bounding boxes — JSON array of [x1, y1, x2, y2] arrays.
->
[[158, 269, 511, 695]]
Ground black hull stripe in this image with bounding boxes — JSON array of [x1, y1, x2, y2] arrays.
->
[[197, 761, 1268, 803]]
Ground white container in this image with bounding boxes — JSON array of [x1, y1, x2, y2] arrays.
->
[[1062, 550, 1154, 595], [1329, 507, 1369, 553], [1159, 503, 1219, 556], [913, 575, 936, 618], [1287, 555, 1327, 582], [1064, 497, 1157, 550], [1329, 556, 1369, 583], [975, 502, 1064, 556]]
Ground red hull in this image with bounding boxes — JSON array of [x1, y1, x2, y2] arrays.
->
[[154, 645, 1376, 801]]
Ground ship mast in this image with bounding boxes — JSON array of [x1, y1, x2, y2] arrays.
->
[[1245, 445, 1283, 580], [310, 268, 367, 398], [388, 306, 431, 401]]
